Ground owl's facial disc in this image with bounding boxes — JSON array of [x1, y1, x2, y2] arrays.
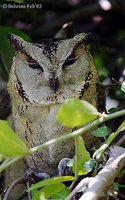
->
[[25, 54, 59, 93], [8, 33, 93, 103]]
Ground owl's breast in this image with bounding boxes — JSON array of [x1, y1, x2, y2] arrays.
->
[[12, 101, 74, 173]]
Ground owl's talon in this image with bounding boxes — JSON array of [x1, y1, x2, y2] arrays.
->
[[58, 158, 73, 176], [24, 168, 50, 185]]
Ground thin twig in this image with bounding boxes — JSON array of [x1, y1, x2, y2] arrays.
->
[[3, 177, 25, 200], [0, 155, 24, 172], [30, 110, 125, 154], [26, 181, 32, 200], [1, 110, 125, 173]]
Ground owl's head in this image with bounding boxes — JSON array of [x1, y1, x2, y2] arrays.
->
[[8, 33, 97, 105]]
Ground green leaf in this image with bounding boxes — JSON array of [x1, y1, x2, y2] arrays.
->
[[52, 187, 69, 200], [0, 120, 29, 156], [32, 190, 46, 200], [6, 0, 24, 3], [31, 188, 38, 199], [32, 183, 65, 200], [91, 126, 108, 137], [108, 107, 119, 113], [120, 168, 125, 176], [121, 81, 125, 93], [56, 98, 99, 128], [0, 154, 4, 162], [93, 121, 125, 160], [113, 182, 119, 192], [28, 176, 74, 191], [94, 55, 108, 79], [73, 136, 91, 175]]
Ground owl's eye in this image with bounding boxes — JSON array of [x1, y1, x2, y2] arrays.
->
[[28, 63, 43, 71], [62, 57, 77, 69], [26, 55, 43, 71]]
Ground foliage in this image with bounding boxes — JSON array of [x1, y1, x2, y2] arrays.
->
[[72, 136, 91, 176], [6, 0, 24, 3], [0, 98, 125, 199], [0, 26, 32, 80], [121, 81, 125, 93], [93, 120, 125, 160], [92, 126, 108, 138], [56, 98, 100, 127], [0, 120, 29, 156], [29, 176, 73, 200]]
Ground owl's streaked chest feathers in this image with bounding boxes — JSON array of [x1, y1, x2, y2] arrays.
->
[[8, 32, 99, 173]]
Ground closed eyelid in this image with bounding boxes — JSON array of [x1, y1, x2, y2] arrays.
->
[[25, 54, 46, 68]]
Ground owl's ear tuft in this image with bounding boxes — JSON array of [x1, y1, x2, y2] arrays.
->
[[8, 33, 26, 52], [73, 32, 90, 45]]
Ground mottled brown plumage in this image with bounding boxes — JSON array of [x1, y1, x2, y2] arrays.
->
[[7, 33, 100, 176]]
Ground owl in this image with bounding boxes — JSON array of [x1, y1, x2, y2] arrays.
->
[[7, 33, 99, 177]]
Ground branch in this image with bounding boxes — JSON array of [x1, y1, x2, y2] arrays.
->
[[0, 156, 23, 172], [0, 109, 125, 172], [66, 177, 90, 200], [30, 109, 125, 154], [66, 146, 125, 200]]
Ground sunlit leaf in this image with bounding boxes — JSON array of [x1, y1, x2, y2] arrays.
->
[[32, 190, 46, 200], [28, 176, 74, 191], [0, 154, 4, 162], [56, 98, 100, 128], [32, 183, 65, 200], [121, 81, 125, 93], [0, 120, 29, 156], [73, 136, 91, 175]]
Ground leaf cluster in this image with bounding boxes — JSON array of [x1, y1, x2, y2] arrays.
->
[[0, 96, 125, 199]]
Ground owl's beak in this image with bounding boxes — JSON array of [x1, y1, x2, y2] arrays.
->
[[49, 77, 59, 93]]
